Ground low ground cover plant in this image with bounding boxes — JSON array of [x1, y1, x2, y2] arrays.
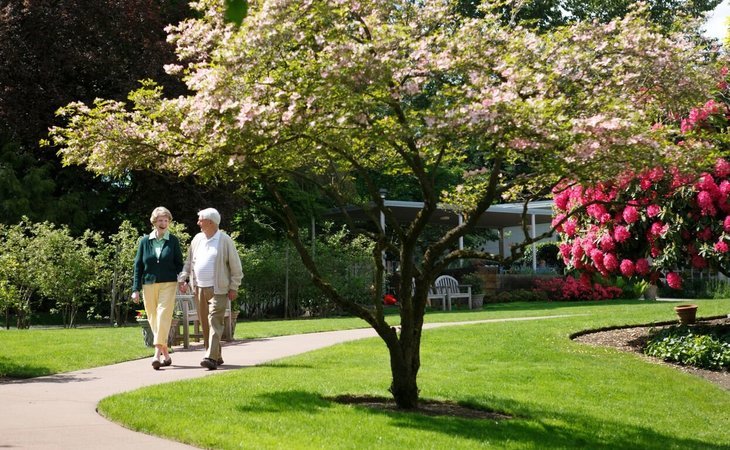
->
[[645, 322, 730, 370]]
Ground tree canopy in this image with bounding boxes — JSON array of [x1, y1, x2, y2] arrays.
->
[[49, 0, 722, 408]]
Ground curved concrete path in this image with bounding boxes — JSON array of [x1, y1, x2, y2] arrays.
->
[[0, 315, 576, 449]]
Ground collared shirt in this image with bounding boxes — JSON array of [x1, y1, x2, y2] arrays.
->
[[193, 231, 220, 287], [149, 229, 170, 261]]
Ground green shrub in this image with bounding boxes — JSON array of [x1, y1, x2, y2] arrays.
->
[[487, 289, 548, 303], [644, 324, 730, 371], [241, 224, 374, 318]]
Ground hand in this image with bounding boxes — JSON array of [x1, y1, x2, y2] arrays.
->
[[178, 281, 188, 294], [227, 290, 237, 301], [131, 291, 140, 303]]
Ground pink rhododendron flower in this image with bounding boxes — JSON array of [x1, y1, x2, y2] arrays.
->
[[589, 249, 604, 265], [599, 234, 615, 251], [563, 219, 577, 237], [715, 240, 729, 253], [613, 225, 630, 243], [697, 190, 716, 215], [646, 204, 661, 217], [622, 205, 639, 224], [724, 215, 730, 231], [666, 272, 682, 289], [649, 221, 667, 237], [635, 258, 650, 275], [603, 253, 619, 272], [619, 259, 635, 277], [716, 158, 730, 178]]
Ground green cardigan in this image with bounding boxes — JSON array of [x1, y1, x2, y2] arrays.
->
[[132, 233, 184, 292]]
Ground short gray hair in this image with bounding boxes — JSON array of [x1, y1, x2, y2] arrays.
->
[[198, 208, 221, 226], [150, 206, 172, 224]]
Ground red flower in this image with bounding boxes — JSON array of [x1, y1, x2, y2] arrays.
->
[[666, 272, 682, 290]]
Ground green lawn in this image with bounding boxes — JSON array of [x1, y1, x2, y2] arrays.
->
[[91, 299, 730, 449]]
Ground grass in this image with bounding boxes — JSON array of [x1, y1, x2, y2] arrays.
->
[[91, 298, 730, 450]]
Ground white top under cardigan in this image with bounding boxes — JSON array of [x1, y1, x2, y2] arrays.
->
[[179, 230, 243, 295]]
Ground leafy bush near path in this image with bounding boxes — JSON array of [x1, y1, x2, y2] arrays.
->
[[644, 323, 730, 371]]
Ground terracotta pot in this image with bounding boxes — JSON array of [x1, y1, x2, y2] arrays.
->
[[674, 304, 698, 325]]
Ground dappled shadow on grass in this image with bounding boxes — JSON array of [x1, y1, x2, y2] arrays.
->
[[229, 389, 726, 448], [234, 390, 334, 414], [331, 394, 726, 450], [0, 357, 96, 384], [330, 394, 512, 420], [0, 356, 55, 380]]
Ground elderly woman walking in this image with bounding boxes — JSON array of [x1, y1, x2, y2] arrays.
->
[[131, 206, 184, 370]]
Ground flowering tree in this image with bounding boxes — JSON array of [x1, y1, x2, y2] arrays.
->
[[48, 0, 719, 408]]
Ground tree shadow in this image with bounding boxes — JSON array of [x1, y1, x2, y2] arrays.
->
[[230, 389, 726, 448]]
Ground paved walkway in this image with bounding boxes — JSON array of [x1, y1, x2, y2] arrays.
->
[[0, 315, 577, 449]]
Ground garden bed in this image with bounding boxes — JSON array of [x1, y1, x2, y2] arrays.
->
[[574, 317, 730, 390]]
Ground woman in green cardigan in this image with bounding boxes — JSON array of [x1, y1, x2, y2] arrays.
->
[[131, 206, 184, 370]]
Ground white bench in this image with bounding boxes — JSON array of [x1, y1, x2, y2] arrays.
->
[[427, 275, 472, 310]]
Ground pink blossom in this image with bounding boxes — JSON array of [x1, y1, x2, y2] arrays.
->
[[666, 272, 682, 290], [724, 215, 730, 231], [635, 258, 650, 275], [715, 158, 730, 178], [563, 219, 577, 237], [603, 253, 619, 272], [622, 206, 639, 224], [646, 204, 661, 218], [697, 190, 716, 216], [587, 203, 607, 221], [613, 225, 630, 243], [559, 243, 571, 259], [619, 259, 635, 277], [715, 240, 729, 253], [649, 221, 667, 237], [589, 249, 604, 265], [599, 234, 615, 251], [551, 214, 566, 232], [553, 190, 571, 211]]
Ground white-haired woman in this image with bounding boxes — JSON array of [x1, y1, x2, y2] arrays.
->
[[131, 206, 184, 370]]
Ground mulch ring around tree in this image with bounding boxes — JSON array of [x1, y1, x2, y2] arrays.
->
[[330, 394, 512, 420], [573, 316, 730, 391]]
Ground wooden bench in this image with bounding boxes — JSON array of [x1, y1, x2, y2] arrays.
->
[[175, 294, 233, 348]]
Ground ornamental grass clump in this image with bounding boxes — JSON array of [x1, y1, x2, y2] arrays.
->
[[644, 323, 730, 371]]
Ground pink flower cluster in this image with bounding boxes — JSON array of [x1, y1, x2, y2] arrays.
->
[[553, 158, 730, 289], [533, 275, 623, 301], [679, 100, 724, 133]]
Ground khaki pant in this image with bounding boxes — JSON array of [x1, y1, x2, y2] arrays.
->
[[142, 282, 177, 347], [195, 286, 227, 361]]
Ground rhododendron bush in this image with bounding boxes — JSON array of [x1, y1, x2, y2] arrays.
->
[[554, 159, 730, 291], [47, 0, 720, 409]]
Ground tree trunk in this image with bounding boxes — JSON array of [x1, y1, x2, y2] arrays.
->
[[382, 321, 422, 409], [389, 351, 420, 409]]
